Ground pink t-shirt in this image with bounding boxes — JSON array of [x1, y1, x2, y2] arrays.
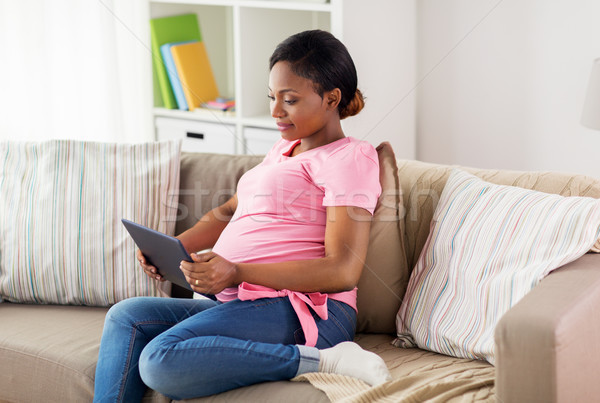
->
[[212, 136, 381, 307]]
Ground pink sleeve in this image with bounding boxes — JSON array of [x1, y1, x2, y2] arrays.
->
[[317, 141, 381, 214]]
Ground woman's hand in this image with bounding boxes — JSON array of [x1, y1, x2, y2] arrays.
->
[[136, 249, 164, 281], [180, 252, 239, 295]]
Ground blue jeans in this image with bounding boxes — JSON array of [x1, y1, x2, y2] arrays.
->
[[93, 296, 356, 402]]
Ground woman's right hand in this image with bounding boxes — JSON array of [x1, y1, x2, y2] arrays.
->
[[136, 249, 164, 281]]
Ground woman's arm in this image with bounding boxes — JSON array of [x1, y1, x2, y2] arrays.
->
[[180, 205, 372, 294], [137, 194, 238, 281]]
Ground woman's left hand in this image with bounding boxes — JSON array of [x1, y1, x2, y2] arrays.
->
[[180, 252, 239, 295]]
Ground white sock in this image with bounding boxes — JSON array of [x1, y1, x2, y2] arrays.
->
[[318, 341, 391, 386]]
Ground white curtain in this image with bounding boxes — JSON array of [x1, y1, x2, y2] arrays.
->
[[0, 0, 153, 143]]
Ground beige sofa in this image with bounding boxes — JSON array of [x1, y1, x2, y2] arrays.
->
[[1, 148, 600, 403]]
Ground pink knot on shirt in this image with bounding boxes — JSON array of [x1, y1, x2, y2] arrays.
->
[[237, 282, 357, 347]]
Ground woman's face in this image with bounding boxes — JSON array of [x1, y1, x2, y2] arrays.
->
[[268, 61, 335, 143]]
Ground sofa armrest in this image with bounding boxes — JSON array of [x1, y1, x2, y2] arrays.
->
[[495, 253, 600, 403]]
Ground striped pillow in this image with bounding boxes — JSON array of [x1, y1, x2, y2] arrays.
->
[[394, 169, 600, 364], [0, 140, 181, 306]]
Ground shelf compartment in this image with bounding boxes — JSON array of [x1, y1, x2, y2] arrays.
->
[[150, 3, 235, 107], [156, 117, 239, 154]]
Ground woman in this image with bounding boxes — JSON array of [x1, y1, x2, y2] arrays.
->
[[93, 30, 391, 402]]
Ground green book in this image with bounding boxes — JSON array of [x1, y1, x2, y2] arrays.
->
[[150, 14, 202, 109]]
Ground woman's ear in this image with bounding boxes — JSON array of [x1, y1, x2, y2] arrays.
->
[[326, 88, 342, 110]]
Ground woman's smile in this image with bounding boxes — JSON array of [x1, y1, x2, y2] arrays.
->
[[276, 122, 294, 131]]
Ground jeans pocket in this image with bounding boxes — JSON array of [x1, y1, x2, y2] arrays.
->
[[328, 301, 356, 341]]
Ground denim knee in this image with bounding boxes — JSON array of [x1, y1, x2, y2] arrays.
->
[[103, 297, 148, 327], [138, 339, 185, 399], [138, 344, 161, 394], [139, 335, 224, 399], [138, 340, 174, 397]]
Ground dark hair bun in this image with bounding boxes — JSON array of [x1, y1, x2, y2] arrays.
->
[[340, 89, 365, 119]]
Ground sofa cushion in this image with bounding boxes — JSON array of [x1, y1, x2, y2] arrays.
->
[[397, 159, 600, 271], [0, 303, 108, 402], [0, 140, 181, 306], [356, 142, 409, 333], [394, 169, 600, 364]]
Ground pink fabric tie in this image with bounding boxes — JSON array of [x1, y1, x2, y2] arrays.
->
[[237, 282, 329, 347]]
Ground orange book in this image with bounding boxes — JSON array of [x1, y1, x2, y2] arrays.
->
[[170, 41, 219, 111]]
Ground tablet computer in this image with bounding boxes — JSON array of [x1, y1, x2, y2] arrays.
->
[[121, 219, 216, 300]]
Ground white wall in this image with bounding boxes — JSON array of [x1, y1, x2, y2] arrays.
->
[[340, 0, 417, 160], [417, 0, 600, 178]]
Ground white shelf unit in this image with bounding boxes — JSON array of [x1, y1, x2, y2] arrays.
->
[[149, 0, 416, 158]]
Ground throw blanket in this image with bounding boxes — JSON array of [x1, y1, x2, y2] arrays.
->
[[292, 334, 495, 402]]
